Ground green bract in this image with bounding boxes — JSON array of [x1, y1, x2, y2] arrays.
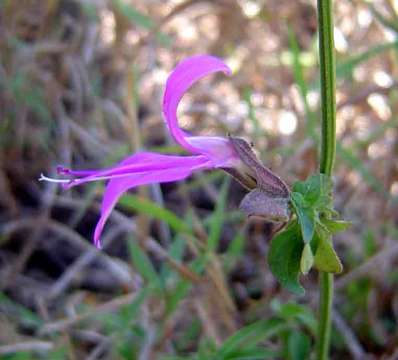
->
[[268, 174, 350, 294]]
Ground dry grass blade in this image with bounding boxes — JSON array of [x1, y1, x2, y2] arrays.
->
[[0, 341, 54, 355], [336, 240, 398, 290], [40, 291, 139, 335], [333, 309, 369, 360]]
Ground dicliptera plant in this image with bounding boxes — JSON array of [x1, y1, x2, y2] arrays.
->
[[265, 1, 348, 359], [236, 1, 347, 358]]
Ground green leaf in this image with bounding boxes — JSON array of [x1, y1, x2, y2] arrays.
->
[[321, 218, 351, 234], [313, 230, 343, 274], [290, 192, 315, 243], [268, 222, 305, 295], [300, 243, 314, 275], [290, 174, 342, 244], [287, 331, 311, 360], [271, 300, 317, 334], [297, 174, 332, 204], [217, 318, 287, 359], [292, 174, 332, 208]]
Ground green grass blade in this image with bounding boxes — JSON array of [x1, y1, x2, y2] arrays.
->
[[119, 193, 191, 234], [128, 238, 162, 290], [288, 26, 317, 141], [217, 318, 287, 358], [207, 177, 230, 251]]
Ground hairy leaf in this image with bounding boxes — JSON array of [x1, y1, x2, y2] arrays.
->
[[268, 223, 304, 295], [320, 218, 351, 234], [290, 192, 315, 243], [292, 174, 332, 208]]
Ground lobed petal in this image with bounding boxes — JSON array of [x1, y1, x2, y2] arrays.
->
[[162, 55, 231, 154], [92, 153, 211, 248]]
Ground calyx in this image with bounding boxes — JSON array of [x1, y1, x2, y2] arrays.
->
[[225, 136, 290, 223]]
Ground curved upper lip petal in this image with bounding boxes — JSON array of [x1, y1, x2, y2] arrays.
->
[[162, 55, 232, 155]]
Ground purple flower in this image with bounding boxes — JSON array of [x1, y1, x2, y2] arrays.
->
[[41, 55, 243, 248]]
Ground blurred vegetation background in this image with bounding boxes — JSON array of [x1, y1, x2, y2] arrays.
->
[[0, 0, 398, 359]]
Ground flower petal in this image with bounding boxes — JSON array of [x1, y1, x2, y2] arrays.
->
[[162, 55, 231, 154], [186, 136, 239, 168], [93, 153, 211, 248], [60, 152, 210, 189]]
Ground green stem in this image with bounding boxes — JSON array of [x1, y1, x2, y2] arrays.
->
[[317, 272, 334, 359], [316, 0, 336, 359], [318, 0, 336, 176]]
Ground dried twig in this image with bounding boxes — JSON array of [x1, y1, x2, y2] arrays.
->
[[336, 240, 398, 290], [0, 180, 57, 291], [138, 304, 157, 360], [0, 341, 54, 355], [85, 337, 113, 360], [40, 291, 139, 335], [47, 226, 125, 300], [333, 309, 368, 360], [1, 217, 133, 289], [145, 237, 200, 282], [56, 195, 200, 282]]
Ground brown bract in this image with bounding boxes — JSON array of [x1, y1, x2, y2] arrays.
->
[[225, 136, 290, 222]]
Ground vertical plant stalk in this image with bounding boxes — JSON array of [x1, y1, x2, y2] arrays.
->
[[317, 0, 336, 359], [318, 0, 336, 176]]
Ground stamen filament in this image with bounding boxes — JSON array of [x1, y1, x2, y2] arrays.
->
[[39, 174, 71, 184]]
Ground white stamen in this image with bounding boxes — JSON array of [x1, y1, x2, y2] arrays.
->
[[39, 174, 70, 184]]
